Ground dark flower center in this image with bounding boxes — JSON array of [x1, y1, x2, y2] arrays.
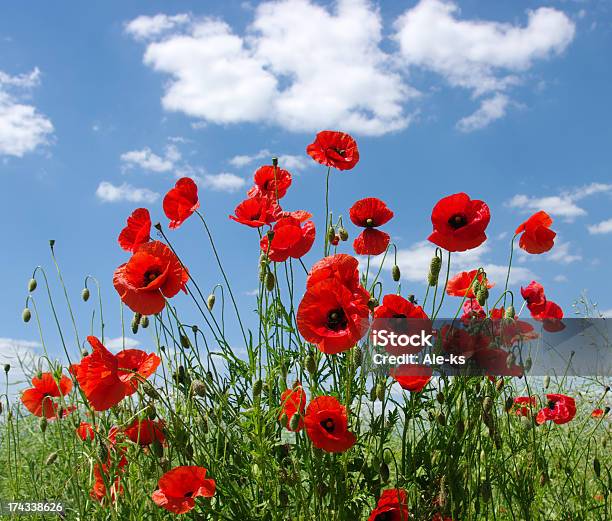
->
[[392, 313, 406, 319], [327, 309, 348, 331], [144, 269, 161, 285], [320, 418, 335, 433], [365, 218, 375, 227], [184, 491, 194, 498], [548, 400, 557, 410], [374, 512, 393, 521], [332, 147, 346, 157], [448, 213, 468, 230]]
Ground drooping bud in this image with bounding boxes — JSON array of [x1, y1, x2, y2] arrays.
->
[[593, 458, 601, 478], [436, 392, 445, 404], [480, 481, 492, 502], [40, 417, 48, 433], [81, 287, 90, 301], [369, 385, 377, 402], [392, 265, 400, 282], [28, 278, 37, 292], [438, 476, 448, 508], [368, 297, 379, 312], [504, 396, 514, 412], [305, 354, 317, 375], [524, 357, 532, 372], [289, 413, 301, 431], [483, 396, 493, 413], [144, 385, 160, 400], [338, 227, 349, 241], [140, 315, 149, 329], [45, 451, 58, 466], [327, 226, 336, 243], [476, 285, 489, 306], [352, 347, 362, 368], [180, 334, 191, 349], [543, 375, 550, 389], [22, 308, 31, 323], [131, 313, 141, 334], [266, 271, 276, 292], [253, 379, 263, 398], [376, 382, 385, 402], [191, 379, 207, 398], [152, 440, 164, 458], [456, 418, 465, 436], [380, 462, 390, 482], [436, 412, 446, 426], [506, 352, 516, 369], [505, 305, 515, 319], [428, 256, 442, 286], [495, 378, 504, 392], [207, 294, 216, 311], [3, 364, 10, 374]]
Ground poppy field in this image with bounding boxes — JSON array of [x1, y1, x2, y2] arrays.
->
[[0, 131, 610, 520]]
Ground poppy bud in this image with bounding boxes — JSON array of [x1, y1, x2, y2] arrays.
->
[[543, 375, 550, 389], [369, 385, 377, 402], [539, 472, 548, 487], [438, 476, 448, 508], [352, 347, 362, 368], [483, 396, 493, 413], [524, 357, 532, 372], [505, 305, 515, 319], [81, 287, 90, 302], [305, 354, 317, 375], [436, 392, 445, 404], [207, 294, 216, 311], [144, 385, 160, 400], [279, 412, 288, 427], [146, 405, 157, 420], [45, 451, 58, 466], [494, 378, 503, 393], [506, 352, 516, 369], [436, 412, 446, 426], [379, 462, 390, 482], [140, 315, 149, 329], [520, 415, 532, 430], [327, 226, 336, 243], [253, 379, 263, 398], [180, 334, 191, 349], [392, 265, 400, 282], [40, 417, 47, 433], [593, 458, 601, 478], [266, 271, 276, 292], [456, 418, 465, 436], [407, 294, 416, 304], [191, 379, 207, 398], [174, 366, 187, 385], [368, 297, 379, 312], [376, 382, 385, 402], [185, 443, 194, 461], [22, 308, 31, 323], [480, 481, 491, 502], [338, 227, 349, 241], [428, 256, 442, 286], [159, 456, 171, 472], [289, 413, 301, 431], [504, 396, 514, 412], [476, 285, 489, 306], [28, 278, 37, 292], [3, 364, 10, 373], [152, 440, 164, 458], [131, 313, 140, 334]]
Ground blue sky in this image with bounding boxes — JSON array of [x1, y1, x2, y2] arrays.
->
[[1, 0, 611, 386]]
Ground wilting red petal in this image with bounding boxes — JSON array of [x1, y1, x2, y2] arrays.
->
[[515, 211, 556, 254], [163, 177, 200, 229]]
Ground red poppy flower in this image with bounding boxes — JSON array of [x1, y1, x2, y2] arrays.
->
[[152, 466, 216, 515], [304, 395, 356, 453], [282, 209, 313, 222], [512, 396, 537, 416], [446, 270, 494, 298], [521, 281, 547, 315], [124, 419, 166, 446], [307, 254, 360, 290], [113, 240, 189, 315], [71, 336, 160, 411], [461, 299, 486, 323], [536, 394, 576, 425], [279, 382, 307, 432], [591, 408, 608, 418], [440, 325, 489, 359], [515, 211, 556, 254], [428, 193, 490, 252], [163, 177, 200, 229], [76, 422, 95, 441], [21, 372, 73, 419], [297, 279, 370, 354], [260, 216, 315, 262], [531, 301, 565, 332], [306, 130, 359, 171], [473, 348, 523, 377], [350, 198, 394, 256], [91, 464, 123, 503], [390, 364, 433, 392], [247, 165, 292, 200], [230, 197, 281, 228], [368, 488, 409, 521], [118, 208, 151, 252]]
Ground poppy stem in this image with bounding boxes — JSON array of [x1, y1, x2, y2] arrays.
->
[[503, 235, 517, 308], [324, 166, 331, 255]]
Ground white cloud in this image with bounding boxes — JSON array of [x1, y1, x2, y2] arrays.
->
[[96, 181, 160, 203], [0, 68, 53, 157], [229, 148, 310, 172], [200, 172, 246, 193], [120, 144, 180, 173], [125, 13, 190, 40], [456, 94, 509, 132], [105, 336, 140, 353], [588, 218, 612, 235], [127, 1, 415, 135], [394, 0, 575, 129], [506, 183, 612, 221], [553, 274, 568, 283], [547, 240, 582, 264]]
